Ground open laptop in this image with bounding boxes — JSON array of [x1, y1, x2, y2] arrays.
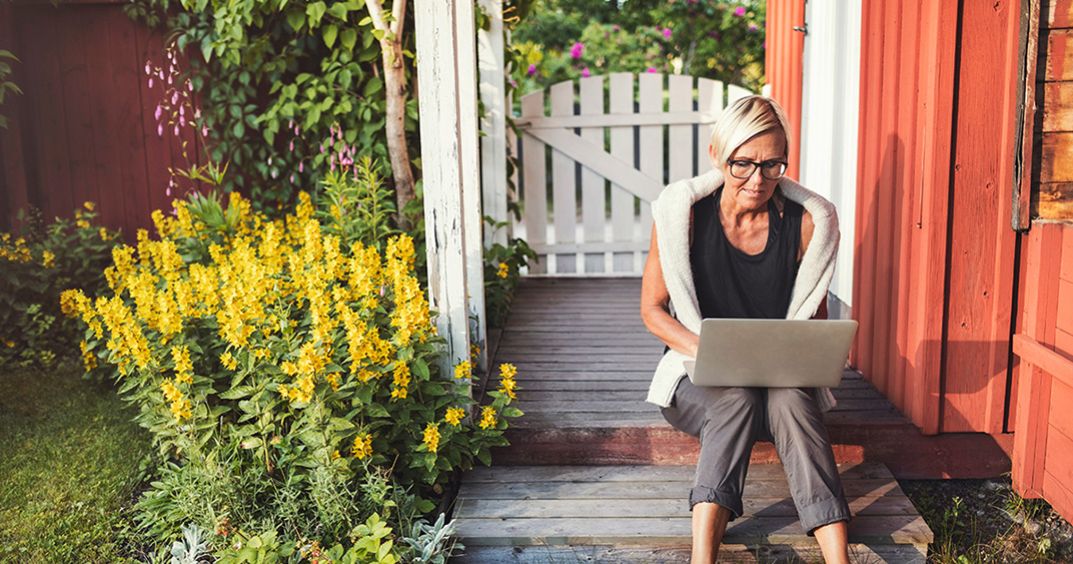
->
[[682, 318, 858, 388]]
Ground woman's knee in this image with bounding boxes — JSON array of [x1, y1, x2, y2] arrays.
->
[[702, 387, 764, 423]]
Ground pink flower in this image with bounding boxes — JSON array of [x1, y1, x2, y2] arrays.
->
[[171, 91, 179, 105], [154, 105, 162, 121], [299, 161, 304, 173], [646, 67, 658, 73], [527, 63, 537, 76], [662, 27, 672, 39], [581, 67, 591, 78], [734, 6, 746, 16], [201, 125, 209, 137], [289, 139, 295, 151], [157, 123, 164, 137], [148, 77, 154, 89], [173, 124, 180, 137], [570, 42, 584, 60], [144, 61, 151, 75]]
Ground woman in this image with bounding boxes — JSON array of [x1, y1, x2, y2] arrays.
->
[[639, 95, 852, 564]]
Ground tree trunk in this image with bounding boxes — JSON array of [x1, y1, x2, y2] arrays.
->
[[380, 38, 415, 232]]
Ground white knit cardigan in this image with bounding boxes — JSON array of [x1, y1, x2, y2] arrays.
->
[[645, 168, 840, 412]]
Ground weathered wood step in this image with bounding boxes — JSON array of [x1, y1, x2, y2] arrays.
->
[[450, 462, 932, 563]]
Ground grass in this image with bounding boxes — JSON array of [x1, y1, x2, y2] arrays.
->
[[0, 361, 152, 563], [901, 476, 1073, 563]]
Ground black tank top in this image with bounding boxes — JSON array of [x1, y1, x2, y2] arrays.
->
[[691, 185, 803, 319]]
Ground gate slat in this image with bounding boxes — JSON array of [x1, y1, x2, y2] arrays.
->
[[696, 78, 725, 175], [638, 73, 664, 266], [728, 83, 753, 104], [668, 74, 694, 184], [521, 90, 548, 274], [579, 76, 606, 273], [550, 81, 577, 274], [609, 72, 636, 273]]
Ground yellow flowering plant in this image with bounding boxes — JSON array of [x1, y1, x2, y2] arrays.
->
[[481, 215, 537, 328], [61, 188, 520, 513], [1, 202, 119, 368]]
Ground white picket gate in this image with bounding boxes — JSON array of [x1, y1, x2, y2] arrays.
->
[[510, 72, 754, 276]]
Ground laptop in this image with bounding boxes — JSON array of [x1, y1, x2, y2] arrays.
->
[[683, 318, 858, 388]]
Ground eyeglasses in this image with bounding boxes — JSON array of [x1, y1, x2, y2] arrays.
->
[[726, 158, 788, 180]]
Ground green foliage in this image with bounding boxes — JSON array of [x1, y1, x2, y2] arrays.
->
[[511, 0, 766, 93], [0, 203, 119, 369], [125, 0, 419, 214], [0, 364, 152, 562], [482, 215, 537, 328], [61, 187, 518, 557], [0, 50, 21, 129]]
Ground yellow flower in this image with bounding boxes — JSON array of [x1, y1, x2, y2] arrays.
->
[[479, 406, 497, 430], [498, 377, 517, 400], [498, 363, 517, 379], [41, 250, 55, 268], [80, 341, 97, 371], [351, 433, 373, 459], [75, 219, 91, 230], [497, 261, 509, 279], [98, 227, 110, 241], [423, 422, 440, 453], [445, 407, 465, 426], [454, 360, 472, 379], [4, 340, 14, 348], [220, 351, 238, 371], [83, 201, 96, 211]]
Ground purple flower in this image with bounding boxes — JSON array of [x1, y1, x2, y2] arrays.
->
[[662, 27, 673, 39], [748, 23, 759, 32], [527, 63, 537, 76], [570, 41, 584, 60], [581, 67, 591, 78], [646, 67, 658, 73], [762, 40, 767, 50], [734, 6, 746, 16]]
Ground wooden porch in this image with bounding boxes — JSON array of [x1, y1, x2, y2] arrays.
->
[[448, 277, 1016, 561]]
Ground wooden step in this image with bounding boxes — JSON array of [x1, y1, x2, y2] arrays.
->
[[449, 462, 932, 563], [486, 277, 1014, 478]]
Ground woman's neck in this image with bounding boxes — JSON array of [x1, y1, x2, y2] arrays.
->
[[718, 186, 771, 229]]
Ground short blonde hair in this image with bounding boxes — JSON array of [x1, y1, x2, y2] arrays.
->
[[709, 95, 791, 165]]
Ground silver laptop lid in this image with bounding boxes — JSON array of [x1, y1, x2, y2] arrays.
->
[[684, 319, 858, 388]]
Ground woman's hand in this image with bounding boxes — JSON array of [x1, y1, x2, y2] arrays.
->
[[641, 224, 703, 358]]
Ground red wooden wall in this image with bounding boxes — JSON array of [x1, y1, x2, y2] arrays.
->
[[763, 0, 805, 182], [852, 0, 1024, 436], [0, 1, 197, 238]]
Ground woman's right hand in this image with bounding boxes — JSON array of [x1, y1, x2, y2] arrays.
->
[[641, 224, 704, 359]]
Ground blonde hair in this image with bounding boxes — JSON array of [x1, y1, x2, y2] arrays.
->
[[709, 95, 791, 165]]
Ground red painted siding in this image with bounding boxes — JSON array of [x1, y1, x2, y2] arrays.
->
[[852, 0, 960, 435], [764, 0, 804, 182], [853, 0, 1024, 435], [0, 2, 198, 238]]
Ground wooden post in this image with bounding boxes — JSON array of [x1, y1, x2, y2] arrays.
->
[[414, 0, 488, 381], [477, 0, 508, 250]]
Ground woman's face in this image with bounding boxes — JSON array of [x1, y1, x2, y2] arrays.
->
[[713, 130, 788, 211]]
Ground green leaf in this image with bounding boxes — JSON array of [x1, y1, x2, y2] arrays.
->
[[232, 121, 245, 138], [340, 28, 358, 52], [323, 24, 338, 48], [306, 1, 327, 27], [286, 8, 305, 32], [328, 2, 350, 20]]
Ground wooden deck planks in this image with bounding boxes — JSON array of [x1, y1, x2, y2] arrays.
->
[[451, 462, 932, 555]]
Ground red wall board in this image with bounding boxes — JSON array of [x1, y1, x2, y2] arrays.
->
[[764, 0, 805, 182]]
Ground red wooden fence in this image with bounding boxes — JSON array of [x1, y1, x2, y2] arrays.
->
[[1010, 0, 1073, 524], [0, 1, 196, 238]]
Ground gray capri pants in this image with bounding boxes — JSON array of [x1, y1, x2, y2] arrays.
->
[[660, 376, 852, 535]]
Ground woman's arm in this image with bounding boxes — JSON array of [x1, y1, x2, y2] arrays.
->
[[799, 210, 829, 320], [641, 223, 700, 358]]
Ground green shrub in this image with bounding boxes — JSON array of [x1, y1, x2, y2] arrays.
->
[[60, 187, 519, 557], [0, 202, 119, 369]]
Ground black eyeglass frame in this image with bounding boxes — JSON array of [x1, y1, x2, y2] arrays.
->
[[725, 158, 789, 180]]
